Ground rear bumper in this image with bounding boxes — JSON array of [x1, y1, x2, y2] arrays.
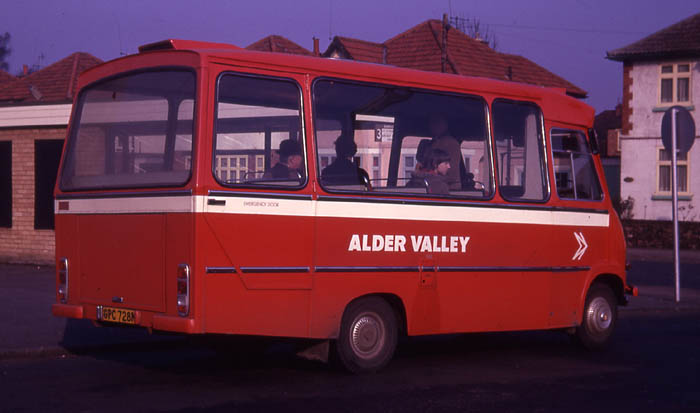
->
[[153, 314, 198, 334], [51, 303, 198, 334], [52, 303, 84, 319]]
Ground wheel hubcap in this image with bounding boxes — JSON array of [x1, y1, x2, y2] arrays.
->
[[586, 297, 612, 334], [350, 312, 385, 359]]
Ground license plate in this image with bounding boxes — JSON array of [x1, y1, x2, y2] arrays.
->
[[98, 306, 137, 325]]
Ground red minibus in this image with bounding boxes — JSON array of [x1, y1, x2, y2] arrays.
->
[[52, 39, 635, 373]]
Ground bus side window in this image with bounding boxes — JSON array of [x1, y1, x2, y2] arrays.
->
[[214, 74, 305, 187], [551, 129, 602, 201], [313, 79, 492, 198], [492, 100, 548, 202]]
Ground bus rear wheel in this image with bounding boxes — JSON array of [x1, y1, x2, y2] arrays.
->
[[575, 283, 617, 350], [335, 297, 398, 374]]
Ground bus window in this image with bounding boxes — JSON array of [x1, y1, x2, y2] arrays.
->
[[214, 74, 304, 187], [313, 79, 492, 198], [60, 70, 196, 190], [551, 129, 602, 200], [492, 100, 548, 202]]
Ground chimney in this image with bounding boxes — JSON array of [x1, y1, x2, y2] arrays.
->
[[23, 64, 28, 76], [313, 37, 320, 56]]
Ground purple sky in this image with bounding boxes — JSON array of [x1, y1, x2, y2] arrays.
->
[[2, 0, 698, 113]]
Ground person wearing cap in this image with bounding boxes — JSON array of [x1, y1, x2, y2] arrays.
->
[[264, 139, 303, 180]]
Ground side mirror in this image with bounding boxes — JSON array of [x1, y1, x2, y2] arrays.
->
[[588, 128, 600, 155]]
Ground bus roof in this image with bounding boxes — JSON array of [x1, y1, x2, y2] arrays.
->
[[82, 39, 595, 127]]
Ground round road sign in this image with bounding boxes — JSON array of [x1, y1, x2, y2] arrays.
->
[[661, 106, 696, 154]]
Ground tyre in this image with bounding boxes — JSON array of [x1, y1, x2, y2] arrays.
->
[[575, 283, 618, 350], [335, 297, 398, 374]]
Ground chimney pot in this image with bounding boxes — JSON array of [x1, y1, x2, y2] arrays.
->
[[313, 37, 320, 56]]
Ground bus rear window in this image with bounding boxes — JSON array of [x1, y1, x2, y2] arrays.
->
[[60, 70, 196, 191]]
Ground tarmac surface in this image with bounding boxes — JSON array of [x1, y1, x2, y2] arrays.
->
[[1, 248, 699, 360]]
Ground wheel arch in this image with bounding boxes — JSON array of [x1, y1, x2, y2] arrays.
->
[[344, 293, 408, 336], [587, 273, 626, 306]]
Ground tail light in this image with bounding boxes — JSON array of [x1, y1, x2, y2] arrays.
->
[[58, 257, 69, 303], [177, 264, 190, 316]]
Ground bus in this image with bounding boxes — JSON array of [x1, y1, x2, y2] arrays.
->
[[52, 39, 635, 373]]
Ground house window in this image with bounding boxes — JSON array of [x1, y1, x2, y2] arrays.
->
[[35, 140, 64, 230], [0, 141, 11, 228], [215, 154, 263, 183], [372, 155, 381, 181], [403, 155, 415, 180], [660, 63, 691, 105], [656, 148, 690, 195]]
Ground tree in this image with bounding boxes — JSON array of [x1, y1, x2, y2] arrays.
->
[[0, 32, 10, 72]]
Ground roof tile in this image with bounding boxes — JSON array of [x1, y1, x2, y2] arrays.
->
[[327, 37, 385, 63], [608, 13, 700, 61], [325, 19, 587, 98], [246, 35, 313, 56], [0, 70, 15, 86], [0, 52, 102, 104]]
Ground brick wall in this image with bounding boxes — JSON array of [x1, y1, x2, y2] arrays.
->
[[0, 127, 66, 264], [623, 219, 700, 250]]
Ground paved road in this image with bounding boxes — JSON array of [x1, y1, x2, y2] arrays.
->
[[1, 309, 699, 412]]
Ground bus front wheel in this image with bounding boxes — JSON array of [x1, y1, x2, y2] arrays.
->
[[575, 283, 618, 350], [335, 297, 398, 373]]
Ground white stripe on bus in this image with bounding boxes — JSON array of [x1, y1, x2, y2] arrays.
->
[[55, 196, 609, 227]]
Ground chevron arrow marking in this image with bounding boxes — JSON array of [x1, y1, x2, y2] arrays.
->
[[572, 232, 588, 260]]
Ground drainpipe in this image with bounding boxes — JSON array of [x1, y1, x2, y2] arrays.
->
[[442, 14, 448, 73]]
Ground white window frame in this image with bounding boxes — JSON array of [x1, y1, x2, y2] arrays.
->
[[655, 147, 691, 196], [658, 62, 692, 106]]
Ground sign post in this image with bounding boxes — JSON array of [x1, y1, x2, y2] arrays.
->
[[661, 106, 696, 302]]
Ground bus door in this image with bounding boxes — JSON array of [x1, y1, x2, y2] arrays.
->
[[201, 69, 314, 337], [548, 128, 608, 327], [484, 99, 555, 331]]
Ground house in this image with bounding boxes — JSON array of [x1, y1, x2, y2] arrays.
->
[[324, 18, 587, 98], [0, 52, 102, 264], [246, 35, 314, 56], [607, 13, 700, 221]]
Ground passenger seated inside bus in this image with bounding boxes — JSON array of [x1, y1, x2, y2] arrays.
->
[[321, 135, 370, 187], [408, 147, 451, 195], [428, 114, 462, 190], [410, 136, 476, 192], [263, 139, 303, 181]]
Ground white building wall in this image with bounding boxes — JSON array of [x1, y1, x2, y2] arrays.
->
[[620, 60, 700, 221]]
